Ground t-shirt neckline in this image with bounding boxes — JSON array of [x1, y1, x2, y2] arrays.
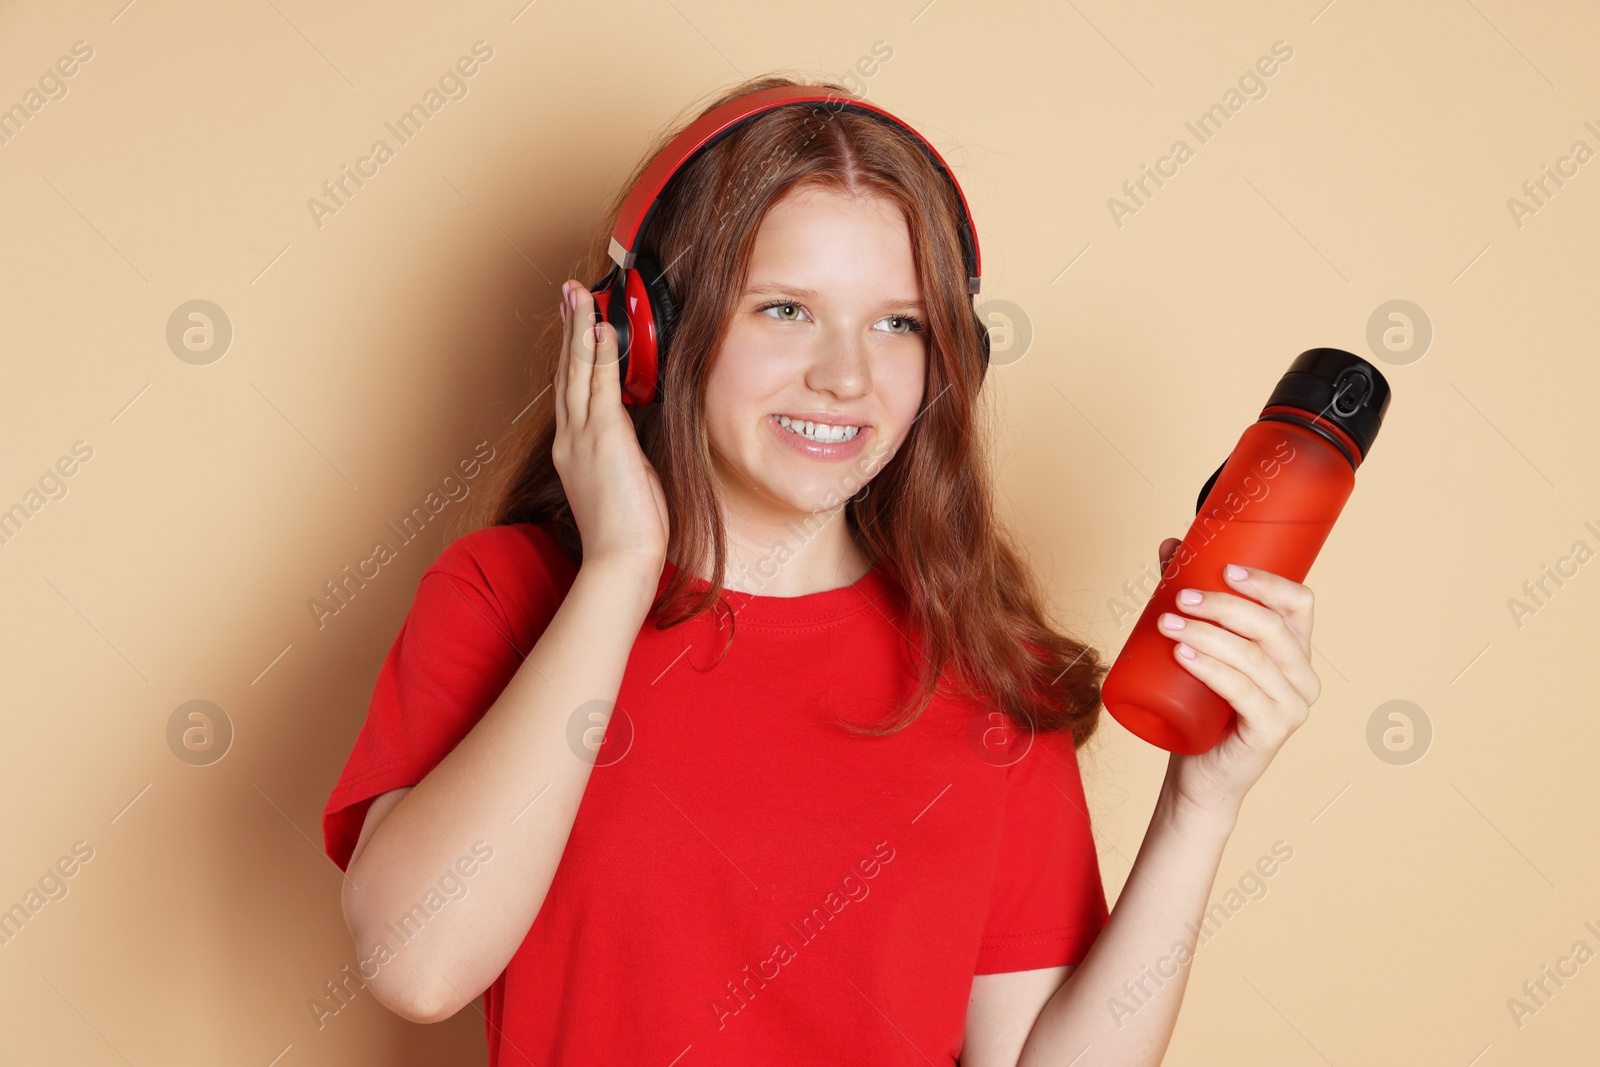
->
[[656, 554, 897, 627]]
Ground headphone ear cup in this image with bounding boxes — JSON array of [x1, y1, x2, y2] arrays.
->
[[971, 304, 992, 375], [623, 253, 679, 405], [593, 264, 629, 358], [634, 253, 681, 354]]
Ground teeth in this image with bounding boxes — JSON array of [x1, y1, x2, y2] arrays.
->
[[777, 415, 861, 443]]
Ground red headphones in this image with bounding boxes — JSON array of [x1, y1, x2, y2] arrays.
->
[[589, 85, 992, 406]]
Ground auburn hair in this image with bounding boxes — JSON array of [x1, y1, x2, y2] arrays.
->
[[455, 72, 1106, 748]]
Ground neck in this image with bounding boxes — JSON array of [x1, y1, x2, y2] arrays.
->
[[669, 509, 869, 597]]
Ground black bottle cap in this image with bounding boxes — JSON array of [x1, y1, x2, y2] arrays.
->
[[1262, 348, 1392, 463]]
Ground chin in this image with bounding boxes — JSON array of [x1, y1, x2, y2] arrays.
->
[[733, 471, 851, 520], [769, 483, 850, 518]]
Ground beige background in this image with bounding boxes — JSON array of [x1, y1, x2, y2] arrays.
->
[[2, 0, 1596, 1063]]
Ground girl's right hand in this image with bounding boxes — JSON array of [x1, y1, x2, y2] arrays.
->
[[551, 279, 670, 574]]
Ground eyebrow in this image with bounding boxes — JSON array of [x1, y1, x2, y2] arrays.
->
[[743, 283, 924, 308]]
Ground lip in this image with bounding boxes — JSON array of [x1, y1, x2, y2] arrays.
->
[[768, 413, 870, 461]]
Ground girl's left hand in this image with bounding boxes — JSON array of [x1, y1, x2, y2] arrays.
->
[[1152, 537, 1322, 820]]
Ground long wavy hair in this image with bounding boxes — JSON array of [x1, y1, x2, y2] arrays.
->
[[455, 72, 1106, 748]]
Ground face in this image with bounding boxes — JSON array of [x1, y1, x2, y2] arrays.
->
[[702, 184, 928, 527]]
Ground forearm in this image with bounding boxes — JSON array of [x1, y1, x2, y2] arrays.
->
[[342, 559, 657, 1020], [1018, 767, 1238, 1066]]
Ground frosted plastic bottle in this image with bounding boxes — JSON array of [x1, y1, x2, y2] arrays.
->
[[1101, 348, 1392, 754]]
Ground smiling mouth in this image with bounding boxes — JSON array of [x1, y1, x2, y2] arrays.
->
[[773, 414, 865, 442]]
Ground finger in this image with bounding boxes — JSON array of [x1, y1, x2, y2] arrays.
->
[[1158, 537, 1181, 572], [567, 284, 598, 430], [1165, 585, 1320, 706], [588, 316, 620, 419], [554, 280, 574, 433], [1158, 609, 1308, 712], [1171, 579, 1318, 703], [1222, 563, 1315, 659], [1169, 641, 1297, 745]]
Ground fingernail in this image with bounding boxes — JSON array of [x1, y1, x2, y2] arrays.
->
[[1159, 612, 1186, 630], [1225, 564, 1247, 580], [1177, 589, 1202, 606], [559, 299, 567, 322], [1177, 642, 1197, 660]]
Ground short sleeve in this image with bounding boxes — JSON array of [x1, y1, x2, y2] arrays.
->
[[974, 724, 1110, 974], [320, 523, 575, 872]]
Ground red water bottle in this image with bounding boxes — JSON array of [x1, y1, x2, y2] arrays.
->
[[1101, 348, 1391, 754]]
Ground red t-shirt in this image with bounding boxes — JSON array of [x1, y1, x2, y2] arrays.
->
[[322, 522, 1109, 1065]]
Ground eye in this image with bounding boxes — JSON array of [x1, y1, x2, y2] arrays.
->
[[878, 313, 925, 336], [756, 300, 810, 323]]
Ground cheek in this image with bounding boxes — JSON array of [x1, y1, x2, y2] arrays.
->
[[698, 379, 749, 462], [702, 355, 770, 460], [879, 345, 927, 428], [705, 331, 793, 415]]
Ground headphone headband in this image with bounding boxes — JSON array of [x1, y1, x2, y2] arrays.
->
[[607, 85, 984, 296]]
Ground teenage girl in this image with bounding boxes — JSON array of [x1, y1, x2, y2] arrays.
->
[[322, 74, 1321, 1066]]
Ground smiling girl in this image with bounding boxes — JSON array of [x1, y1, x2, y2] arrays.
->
[[322, 74, 1321, 1066]]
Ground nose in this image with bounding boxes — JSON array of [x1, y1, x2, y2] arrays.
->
[[805, 321, 873, 400]]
